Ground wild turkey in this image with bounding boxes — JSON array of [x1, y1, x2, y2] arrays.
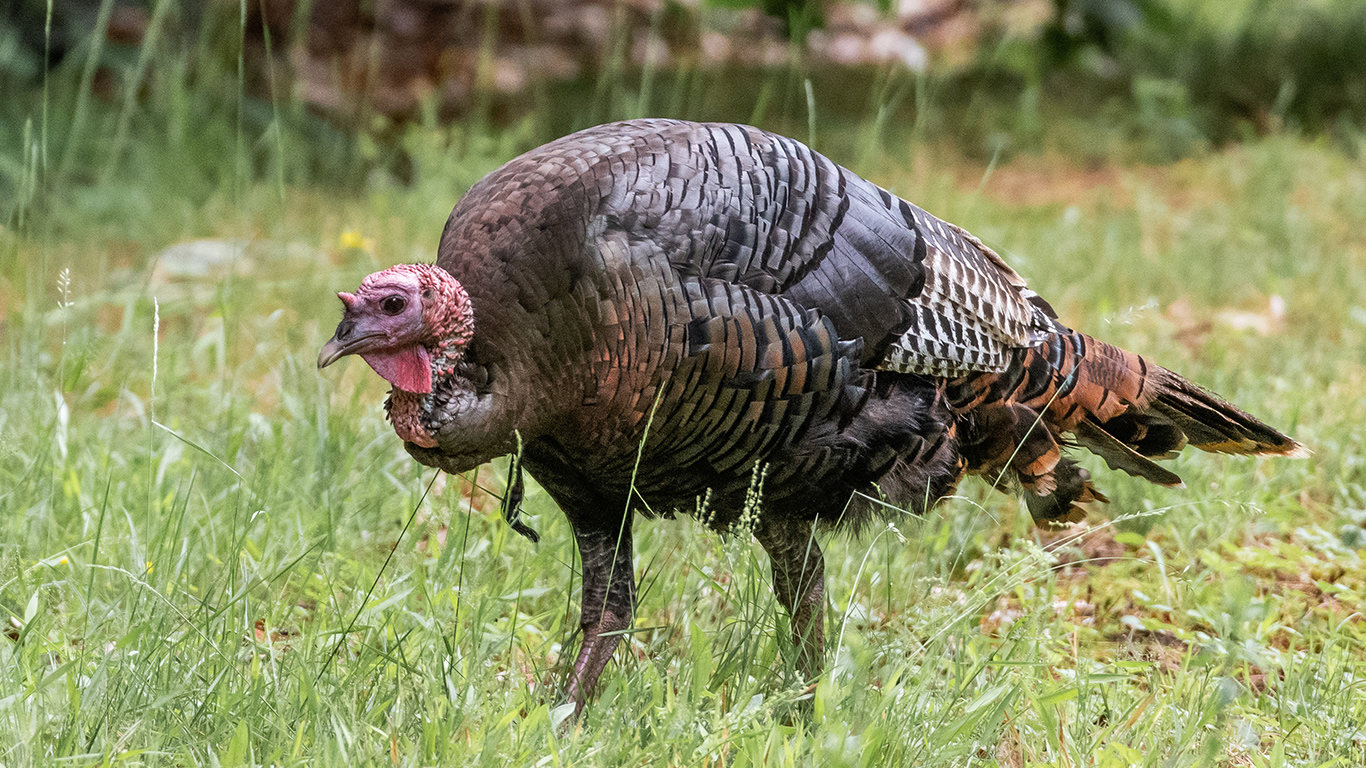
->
[[317, 119, 1303, 711]]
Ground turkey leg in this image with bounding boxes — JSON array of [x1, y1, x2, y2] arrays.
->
[[522, 439, 639, 710], [563, 517, 636, 709], [755, 516, 826, 680]]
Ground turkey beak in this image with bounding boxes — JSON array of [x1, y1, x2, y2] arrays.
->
[[318, 314, 382, 369], [317, 336, 348, 369]]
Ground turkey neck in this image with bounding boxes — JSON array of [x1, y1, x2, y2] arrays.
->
[[428, 209, 602, 455], [387, 268, 477, 449], [388, 340, 466, 449]]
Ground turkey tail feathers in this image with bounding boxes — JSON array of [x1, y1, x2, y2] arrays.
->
[[1142, 367, 1306, 457], [1072, 419, 1184, 487], [1063, 333, 1306, 487], [949, 326, 1304, 515]]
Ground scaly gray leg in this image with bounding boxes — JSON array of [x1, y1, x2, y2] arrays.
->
[[521, 439, 637, 713], [562, 516, 636, 710], [754, 516, 826, 680]]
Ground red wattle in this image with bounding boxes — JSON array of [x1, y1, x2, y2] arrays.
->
[[361, 345, 432, 393]]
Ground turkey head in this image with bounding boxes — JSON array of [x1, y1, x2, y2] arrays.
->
[[318, 263, 474, 447]]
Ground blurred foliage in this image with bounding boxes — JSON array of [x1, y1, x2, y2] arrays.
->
[[1038, 0, 1366, 140], [3, 0, 1366, 227]]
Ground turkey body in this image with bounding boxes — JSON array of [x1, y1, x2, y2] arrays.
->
[[330, 119, 1300, 711]]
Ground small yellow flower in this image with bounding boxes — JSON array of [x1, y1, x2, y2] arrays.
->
[[146, 561, 154, 573], [338, 230, 375, 252], [58, 557, 68, 565]]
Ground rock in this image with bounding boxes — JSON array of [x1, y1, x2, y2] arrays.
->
[[150, 240, 250, 284]]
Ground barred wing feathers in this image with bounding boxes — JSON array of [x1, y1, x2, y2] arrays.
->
[[563, 120, 1050, 380]]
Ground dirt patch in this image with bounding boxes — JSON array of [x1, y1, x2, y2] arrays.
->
[[962, 155, 1129, 209], [1037, 523, 1131, 570], [1109, 627, 1189, 673]]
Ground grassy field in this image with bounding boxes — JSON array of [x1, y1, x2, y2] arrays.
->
[[3, 57, 1366, 767]]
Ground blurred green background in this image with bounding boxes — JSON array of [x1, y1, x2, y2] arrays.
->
[[5, 0, 1366, 224]]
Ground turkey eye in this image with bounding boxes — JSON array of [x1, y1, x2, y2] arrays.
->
[[381, 295, 407, 315]]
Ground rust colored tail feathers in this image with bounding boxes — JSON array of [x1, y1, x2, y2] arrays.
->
[[948, 325, 1305, 524]]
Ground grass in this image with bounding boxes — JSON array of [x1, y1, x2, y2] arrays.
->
[[2, 4, 1366, 764]]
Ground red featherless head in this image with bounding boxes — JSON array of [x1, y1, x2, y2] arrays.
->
[[317, 264, 474, 446]]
